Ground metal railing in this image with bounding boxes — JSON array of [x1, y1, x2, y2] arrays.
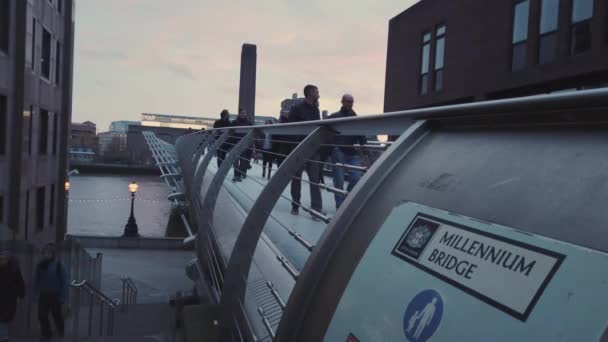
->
[[145, 88, 608, 341], [70, 280, 119, 341], [121, 276, 138, 312]]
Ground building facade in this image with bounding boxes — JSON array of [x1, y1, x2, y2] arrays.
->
[[70, 121, 97, 151], [0, 0, 75, 244], [384, 0, 608, 111], [109, 120, 139, 134]]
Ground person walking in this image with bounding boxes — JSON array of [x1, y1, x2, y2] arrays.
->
[[329, 94, 367, 209], [261, 120, 275, 180], [288, 84, 324, 218], [35, 243, 68, 342], [0, 250, 25, 342], [231, 108, 253, 182], [213, 109, 232, 167]]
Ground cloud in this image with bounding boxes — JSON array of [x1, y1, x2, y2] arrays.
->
[[79, 48, 128, 61], [164, 62, 197, 81]]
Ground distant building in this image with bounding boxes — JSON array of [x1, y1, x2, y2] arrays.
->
[[109, 120, 140, 134], [0, 0, 76, 243], [384, 0, 608, 112], [70, 121, 98, 154], [141, 113, 215, 130], [97, 131, 128, 162], [280, 93, 303, 118], [238, 43, 257, 123], [68, 148, 95, 164]]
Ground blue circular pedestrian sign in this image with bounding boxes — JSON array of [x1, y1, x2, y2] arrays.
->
[[403, 289, 444, 342]]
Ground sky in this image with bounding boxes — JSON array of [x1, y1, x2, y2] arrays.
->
[[72, 0, 418, 131]]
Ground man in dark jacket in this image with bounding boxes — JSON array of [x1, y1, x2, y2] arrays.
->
[[213, 109, 232, 167], [329, 94, 367, 209], [0, 250, 25, 342], [288, 84, 323, 217], [231, 108, 253, 182], [35, 243, 68, 342]]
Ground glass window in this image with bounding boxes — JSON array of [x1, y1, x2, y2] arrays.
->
[[571, 21, 592, 53], [52, 112, 58, 154], [41, 28, 51, 79], [435, 69, 444, 92], [36, 187, 45, 231], [512, 0, 530, 43], [540, 0, 560, 33], [436, 25, 446, 36], [539, 32, 558, 63], [420, 74, 429, 95], [0, 0, 9, 53], [0, 95, 5, 155], [421, 43, 430, 74], [49, 184, 54, 224], [435, 37, 445, 70], [423, 32, 431, 43], [26, 8, 35, 70], [512, 42, 528, 70], [39, 109, 48, 155], [55, 41, 61, 85], [57, 0, 62, 13], [572, 0, 593, 23]]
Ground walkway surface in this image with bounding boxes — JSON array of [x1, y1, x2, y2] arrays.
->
[[87, 248, 196, 304], [207, 156, 340, 270]]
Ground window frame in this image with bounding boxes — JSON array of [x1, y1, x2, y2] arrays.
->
[[419, 31, 432, 95], [511, 0, 531, 71], [40, 25, 52, 81], [0, 0, 10, 55], [434, 24, 447, 92]]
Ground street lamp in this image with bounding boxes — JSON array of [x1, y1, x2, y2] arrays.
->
[[123, 181, 140, 237], [64, 180, 70, 192]]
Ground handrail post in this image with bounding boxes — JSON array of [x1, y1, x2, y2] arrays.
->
[[72, 287, 80, 342], [88, 292, 94, 337]]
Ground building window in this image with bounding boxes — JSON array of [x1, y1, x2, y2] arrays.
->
[[39, 109, 49, 155], [52, 113, 58, 154], [0, 0, 9, 54], [0, 95, 5, 155], [36, 187, 45, 231], [49, 185, 54, 224], [434, 25, 446, 92], [0, 195, 3, 223], [26, 8, 35, 70], [41, 28, 51, 80], [57, 0, 62, 13], [419, 32, 431, 95], [571, 0, 594, 54], [55, 41, 61, 85], [512, 0, 530, 71], [539, 0, 560, 64], [23, 106, 33, 155]]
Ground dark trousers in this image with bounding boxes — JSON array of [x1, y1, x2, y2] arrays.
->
[[38, 293, 64, 339], [291, 158, 322, 211], [262, 149, 274, 179], [216, 149, 227, 168], [233, 151, 251, 179]]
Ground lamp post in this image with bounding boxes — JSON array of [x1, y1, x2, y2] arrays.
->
[[123, 181, 140, 237]]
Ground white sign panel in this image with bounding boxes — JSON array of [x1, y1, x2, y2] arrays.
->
[[392, 214, 565, 321]]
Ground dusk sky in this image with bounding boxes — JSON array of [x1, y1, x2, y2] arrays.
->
[[73, 0, 418, 131]]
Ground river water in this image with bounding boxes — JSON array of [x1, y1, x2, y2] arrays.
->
[[67, 174, 172, 237]]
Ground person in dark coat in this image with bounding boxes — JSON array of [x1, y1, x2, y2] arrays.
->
[[287, 84, 324, 217], [0, 250, 25, 342], [35, 243, 68, 342], [231, 108, 253, 182], [213, 109, 232, 167], [329, 94, 367, 209]]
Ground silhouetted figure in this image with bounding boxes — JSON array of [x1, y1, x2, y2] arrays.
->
[[35, 243, 68, 342], [231, 109, 253, 182], [0, 250, 25, 342], [213, 109, 232, 167]]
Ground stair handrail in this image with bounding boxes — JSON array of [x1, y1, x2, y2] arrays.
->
[[121, 276, 138, 312], [70, 280, 120, 342]]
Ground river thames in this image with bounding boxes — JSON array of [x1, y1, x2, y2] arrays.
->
[[67, 174, 173, 237]]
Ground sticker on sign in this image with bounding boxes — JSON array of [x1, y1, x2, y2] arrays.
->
[[392, 214, 565, 321]]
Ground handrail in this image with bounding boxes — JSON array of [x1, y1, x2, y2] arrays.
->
[[70, 280, 119, 341], [121, 276, 138, 312]]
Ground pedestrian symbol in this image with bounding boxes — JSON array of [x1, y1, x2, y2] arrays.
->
[[403, 289, 443, 342]]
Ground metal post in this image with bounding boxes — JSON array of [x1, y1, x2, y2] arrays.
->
[[218, 127, 334, 340], [72, 287, 80, 342], [88, 292, 94, 337], [121, 279, 126, 312], [191, 130, 231, 205], [99, 300, 104, 337]]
